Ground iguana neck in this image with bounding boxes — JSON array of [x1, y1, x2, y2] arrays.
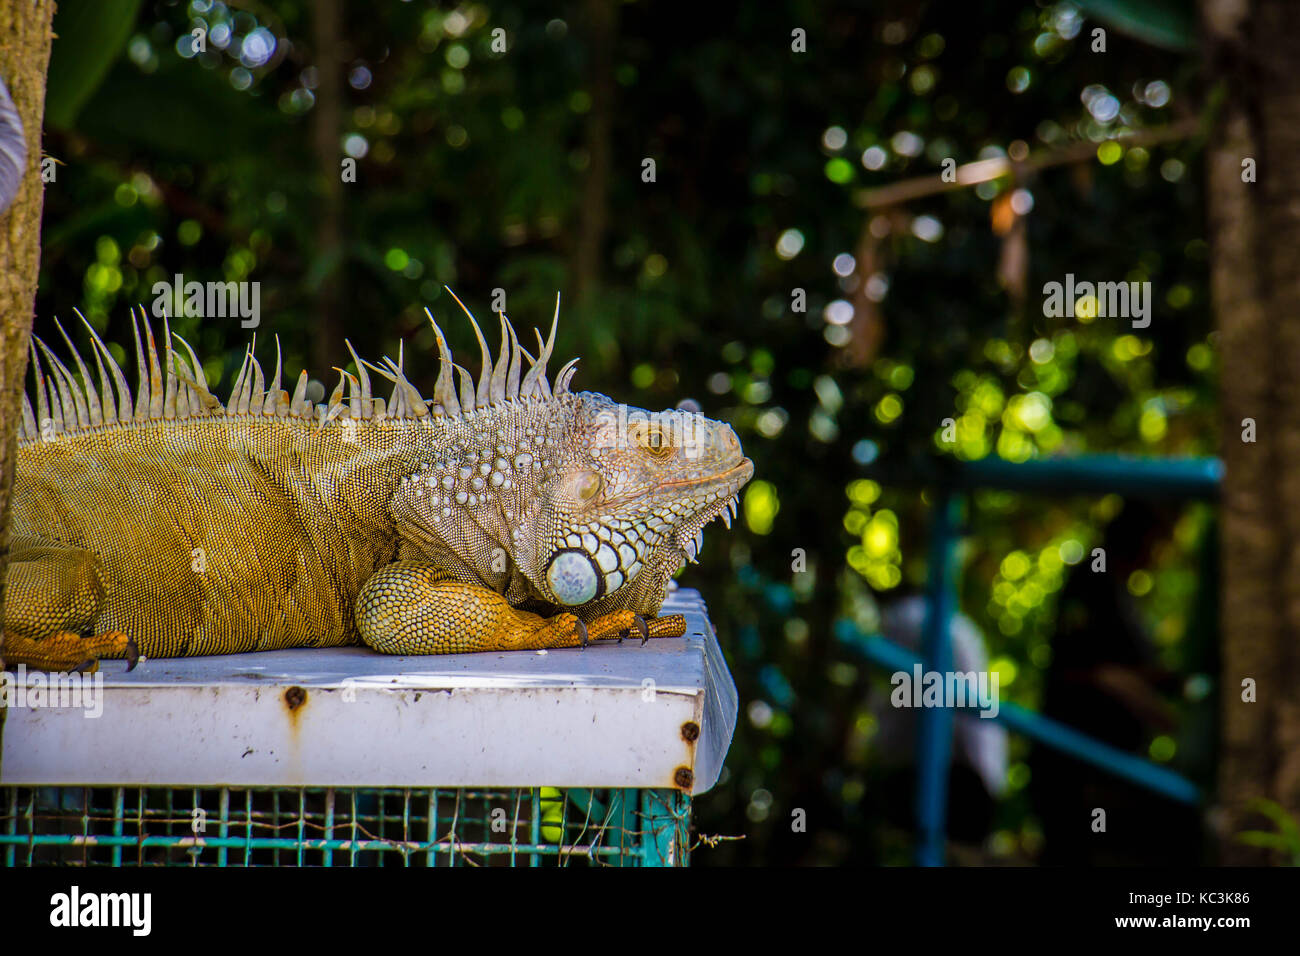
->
[[379, 396, 579, 600]]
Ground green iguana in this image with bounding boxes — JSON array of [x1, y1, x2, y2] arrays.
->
[[1, 294, 752, 671]]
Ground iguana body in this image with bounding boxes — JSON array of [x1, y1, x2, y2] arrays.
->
[[2, 297, 752, 670]]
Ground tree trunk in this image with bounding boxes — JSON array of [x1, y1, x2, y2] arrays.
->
[[1203, 0, 1300, 862], [0, 0, 57, 668], [571, 0, 616, 304]]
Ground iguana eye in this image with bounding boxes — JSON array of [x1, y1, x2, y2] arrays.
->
[[636, 426, 673, 458], [575, 470, 602, 501]]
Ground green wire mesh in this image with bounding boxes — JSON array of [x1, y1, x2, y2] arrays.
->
[[1, 786, 690, 866]]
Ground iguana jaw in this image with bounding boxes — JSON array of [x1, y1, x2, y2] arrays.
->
[[588, 429, 753, 581], [663, 459, 754, 567], [553, 457, 751, 619]]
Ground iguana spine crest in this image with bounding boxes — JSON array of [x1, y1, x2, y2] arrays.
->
[[17, 290, 581, 445]]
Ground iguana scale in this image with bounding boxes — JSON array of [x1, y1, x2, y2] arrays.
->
[[1, 294, 752, 671]]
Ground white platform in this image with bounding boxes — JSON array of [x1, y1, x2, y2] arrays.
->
[[0, 589, 737, 795]]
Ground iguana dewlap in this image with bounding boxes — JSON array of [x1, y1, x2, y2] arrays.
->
[[2, 295, 752, 671]]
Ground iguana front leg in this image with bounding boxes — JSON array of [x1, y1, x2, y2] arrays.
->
[[355, 561, 686, 654], [1, 538, 138, 672]]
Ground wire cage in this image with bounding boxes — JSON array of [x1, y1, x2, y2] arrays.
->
[[1, 785, 690, 867], [0, 590, 731, 869]]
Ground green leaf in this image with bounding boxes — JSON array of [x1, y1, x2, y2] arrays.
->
[[46, 0, 145, 129], [40, 196, 151, 249], [74, 59, 295, 162], [1075, 0, 1197, 52], [1236, 830, 1290, 850], [1246, 797, 1300, 842]]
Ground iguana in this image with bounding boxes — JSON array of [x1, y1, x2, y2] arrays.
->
[[1, 294, 752, 672]]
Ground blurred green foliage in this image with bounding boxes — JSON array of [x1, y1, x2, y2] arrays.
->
[[35, 0, 1215, 864]]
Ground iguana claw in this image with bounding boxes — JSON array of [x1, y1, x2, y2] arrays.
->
[[574, 618, 589, 649], [572, 610, 681, 649]]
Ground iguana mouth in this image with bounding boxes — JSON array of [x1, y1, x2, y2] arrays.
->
[[595, 458, 752, 511], [668, 458, 754, 564], [654, 459, 754, 493]]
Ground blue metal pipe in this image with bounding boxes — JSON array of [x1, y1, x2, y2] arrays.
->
[[873, 453, 1218, 864], [841, 630, 1202, 806], [950, 454, 1222, 499], [914, 490, 964, 866]]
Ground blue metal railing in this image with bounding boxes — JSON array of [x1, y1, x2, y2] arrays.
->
[[948, 454, 1222, 499], [915, 490, 963, 865], [846, 453, 1219, 865]]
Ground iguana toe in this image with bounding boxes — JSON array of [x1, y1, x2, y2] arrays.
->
[[1, 628, 136, 672], [573, 610, 684, 647]]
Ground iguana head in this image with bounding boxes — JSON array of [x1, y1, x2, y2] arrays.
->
[[526, 391, 753, 616], [384, 294, 752, 618]]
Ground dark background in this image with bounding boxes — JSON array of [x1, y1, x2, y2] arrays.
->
[[33, 0, 1232, 864]]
